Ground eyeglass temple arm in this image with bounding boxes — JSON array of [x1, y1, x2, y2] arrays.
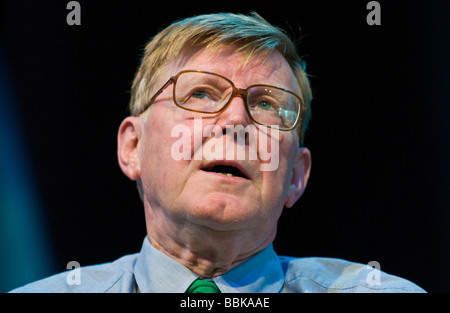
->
[[298, 106, 307, 146], [142, 77, 176, 112]]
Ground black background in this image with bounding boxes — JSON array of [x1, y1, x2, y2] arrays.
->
[[1, 0, 449, 292]]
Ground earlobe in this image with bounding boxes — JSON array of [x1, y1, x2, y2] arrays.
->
[[117, 117, 142, 181], [284, 147, 311, 208]]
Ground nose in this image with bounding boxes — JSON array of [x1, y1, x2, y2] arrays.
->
[[216, 92, 252, 129]]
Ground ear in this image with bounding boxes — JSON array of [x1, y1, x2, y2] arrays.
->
[[284, 147, 311, 208], [117, 116, 142, 181]]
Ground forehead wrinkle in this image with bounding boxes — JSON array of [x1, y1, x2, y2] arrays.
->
[[236, 52, 299, 94], [171, 46, 297, 92]]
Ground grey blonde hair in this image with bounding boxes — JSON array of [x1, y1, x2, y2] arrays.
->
[[129, 12, 312, 141]]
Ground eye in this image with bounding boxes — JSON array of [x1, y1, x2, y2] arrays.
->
[[257, 101, 276, 111], [188, 87, 224, 102], [191, 89, 210, 100]]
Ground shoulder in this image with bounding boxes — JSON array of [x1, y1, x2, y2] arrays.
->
[[279, 256, 426, 293], [10, 253, 139, 293]]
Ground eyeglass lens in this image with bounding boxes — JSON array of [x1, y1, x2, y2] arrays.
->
[[174, 71, 300, 130]]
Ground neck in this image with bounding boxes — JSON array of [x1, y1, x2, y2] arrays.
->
[[144, 204, 276, 278]]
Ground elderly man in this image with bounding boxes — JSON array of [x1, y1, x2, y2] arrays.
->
[[11, 12, 424, 293]]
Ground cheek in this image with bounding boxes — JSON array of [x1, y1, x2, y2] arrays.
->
[[138, 109, 201, 205], [259, 132, 296, 207], [260, 168, 289, 213], [138, 112, 182, 190]]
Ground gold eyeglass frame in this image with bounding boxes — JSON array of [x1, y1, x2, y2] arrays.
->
[[141, 70, 306, 137]]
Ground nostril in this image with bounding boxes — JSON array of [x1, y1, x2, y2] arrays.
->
[[224, 125, 250, 145]]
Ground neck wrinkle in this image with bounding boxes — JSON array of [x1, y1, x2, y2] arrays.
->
[[144, 200, 277, 278]]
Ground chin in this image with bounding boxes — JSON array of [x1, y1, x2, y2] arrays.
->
[[184, 192, 262, 231]]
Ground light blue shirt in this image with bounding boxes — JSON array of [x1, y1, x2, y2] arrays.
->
[[10, 237, 425, 293]]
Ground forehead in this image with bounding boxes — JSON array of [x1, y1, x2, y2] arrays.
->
[[164, 46, 298, 92]]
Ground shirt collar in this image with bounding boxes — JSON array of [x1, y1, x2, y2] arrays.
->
[[134, 237, 285, 293]]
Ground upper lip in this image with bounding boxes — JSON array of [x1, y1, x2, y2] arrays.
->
[[200, 160, 252, 180]]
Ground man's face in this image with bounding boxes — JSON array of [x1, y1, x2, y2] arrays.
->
[[121, 47, 310, 240]]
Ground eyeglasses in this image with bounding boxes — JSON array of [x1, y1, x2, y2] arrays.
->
[[142, 70, 306, 132]]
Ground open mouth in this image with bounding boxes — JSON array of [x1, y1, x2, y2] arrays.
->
[[202, 165, 248, 179]]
